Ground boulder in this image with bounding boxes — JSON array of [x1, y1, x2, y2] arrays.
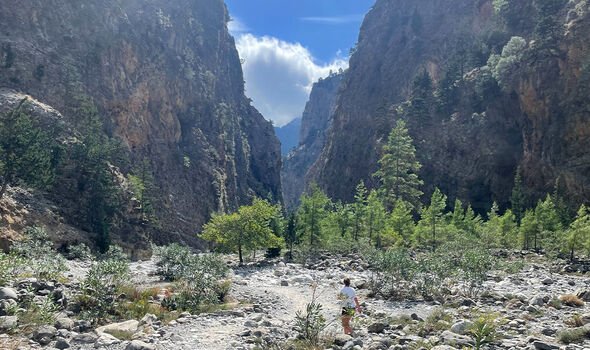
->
[[334, 333, 352, 346], [450, 320, 472, 335], [440, 330, 473, 346], [55, 337, 71, 349], [367, 321, 387, 333], [96, 320, 139, 337], [532, 340, 560, 350], [0, 287, 18, 301], [0, 316, 17, 331], [55, 317, 75, 330], [33, 325, 57, 345]]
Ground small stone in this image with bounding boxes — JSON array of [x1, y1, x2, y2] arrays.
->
[[33, 325, 57, 345], [125, 340, 155, 350], [532, 340, 560, 350], [541, 277, 554, 285], [140, 314, 158, 326], [280, 280, 289, 286]]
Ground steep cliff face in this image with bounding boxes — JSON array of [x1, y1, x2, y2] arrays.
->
[[281, 73, 343, 210], [0, 0, 281, 245], [311, 0, 590, 211]]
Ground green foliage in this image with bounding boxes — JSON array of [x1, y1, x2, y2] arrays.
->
[[78, 259, 130, 322], [0, 252, 25, 286], [365, 190, 387, 247], [127, 158, 158, 223], [154, 243, 194, 281], [566, 205, 590, 261], [284, 213, 298, 260], [468, 313, 498, 350], [67, 98, 124, 252], [488, 36, 527, 90], [297, 184, 332, 248], [414, 188, 447, 251], [203, 198, 284, 263], [294, 287, 326, 347], [66, 243, 93, 260], [389, 200, 415, 246], [351, 181, 367, 241], [481, 204, 518, 249], [0, 99, 58, 199], [374, 120, 423, 211], [11, 226, 66, 281], [558, 326, 590, 344], [533, 0, 567, 53], [511, 166, 526, 225]]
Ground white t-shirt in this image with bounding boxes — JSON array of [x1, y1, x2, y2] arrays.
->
[[340, 286, 356, 308]]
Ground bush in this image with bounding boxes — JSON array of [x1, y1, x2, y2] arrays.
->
[[156, 248, 229, 313], [66, 243, 93, 261], [294, 287, 326, 346], [100, 245, 128, 262], [558, 327, 590, 344], [78, 259, 130, 322], [11, 226, 66, 280], [369, 247, 416, 299], [0, 252, 25, 285], [468, 313, 498, 350], [560, 294, 585, 307]]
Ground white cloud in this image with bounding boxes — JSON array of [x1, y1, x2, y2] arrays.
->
[[299, 14, 364, 24], [228, 17, 250, 35], [236, 34, 348, 126]]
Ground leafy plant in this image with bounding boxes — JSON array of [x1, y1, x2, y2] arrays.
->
[[468, 313, 498, 349], [294, 286, 326, 346]]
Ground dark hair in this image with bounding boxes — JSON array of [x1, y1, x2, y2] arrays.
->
[[344, 278, 351, 287]]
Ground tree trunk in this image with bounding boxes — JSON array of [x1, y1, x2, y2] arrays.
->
[[0, 181, 7, 200], [238, 245, 243, 264]]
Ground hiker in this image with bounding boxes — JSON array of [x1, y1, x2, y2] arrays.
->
[[339, 278, 361, 335]]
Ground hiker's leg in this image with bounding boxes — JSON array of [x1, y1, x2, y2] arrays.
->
[[341, 315, 352, 334]]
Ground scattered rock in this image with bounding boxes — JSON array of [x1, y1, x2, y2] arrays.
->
[[0, 287, 18, 301], [33, 325, 57, 345], [367, 322, 387, 333], [55, 317, 75, 331], [334, 334, 352, 346], [532, 340, 560, 350], [55, 337, 71, 349], [126, 340, 155, 350], [0, 316, 17, 331], [450, 320, 472, 335], [96, 319, 139, 336]]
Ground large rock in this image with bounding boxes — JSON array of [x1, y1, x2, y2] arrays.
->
[[440, 330, 473, 347], [367, 321, 388, 333], [96, 320, 139, 338], [0, 287, 18, 301], [0, 316, 17, 331], [33, 325, 57, 345], [450, 320, 473, 335], [55, 317, 75, 331], [532, 340, 560, 350], [334, 334, 353, 346]]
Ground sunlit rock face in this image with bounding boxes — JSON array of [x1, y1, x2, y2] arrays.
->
[[0, 0, 281, 246], [310, 0, 590, 212]]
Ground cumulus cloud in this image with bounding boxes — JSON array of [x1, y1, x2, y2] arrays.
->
[[235, 34, 348, 126], [228, 17, 249, 35]]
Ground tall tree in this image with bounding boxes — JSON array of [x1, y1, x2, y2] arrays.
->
[[365, 190, 387, 247], [351, 181, 367, 241], [415, 188, 447, 251], [389, 200, 415, 247], [511, 166, 526, 225], [566, 205, 590, 262], [0, 99, 56, 199], [284, 213, 298, 261], [297, 184, 332, 247], [374, 120, 423, 211], [202, 198, 283, 264]]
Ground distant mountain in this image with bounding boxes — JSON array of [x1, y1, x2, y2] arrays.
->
[[275, 118, 302, 156]]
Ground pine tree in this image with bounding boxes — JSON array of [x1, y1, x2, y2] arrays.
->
[[566, 205, 590, 262], [284, 213, 298, 260], [365, 190, 387, 247], [389, 200, 415, 247], [298, 184, 332, 247], [351, 181, 367, 241], [415, 188, 447, 251], [374, 120, 423, 211], [511, 166, 526, 225], [520, 209, 538, 250], [535, 195, 562, 253], [0, 99, 57, 199]]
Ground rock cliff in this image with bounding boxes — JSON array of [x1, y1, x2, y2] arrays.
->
[[0, 0, 281, 247], [310, 0, 590, 212], [281, 73, 343, 210]]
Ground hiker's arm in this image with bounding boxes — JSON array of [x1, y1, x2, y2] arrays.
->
[[354, 297, 361, 312]]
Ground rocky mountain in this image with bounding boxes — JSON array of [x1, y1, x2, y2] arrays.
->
[[281, 73, 343, 210], [0, 0, 281, 249], [310, 0, 590, 213], [274, 117, 301, 156]]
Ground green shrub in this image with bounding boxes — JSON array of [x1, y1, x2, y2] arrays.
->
[[11, 226, 66, 280], [558, 327, 590, 344], [100, 245, 128, 262], [468, 313, 498, 350], [159, 252, 229, 313], [67, 243, 93, 261], [0, 252, 25, 285], [154, 243, 193, 281], [294, 287, 326, 347], [78, 259, 130, 322]]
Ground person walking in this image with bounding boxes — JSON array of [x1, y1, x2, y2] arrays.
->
[[339, 278, 361, 335]]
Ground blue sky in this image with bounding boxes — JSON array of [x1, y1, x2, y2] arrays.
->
[[226, 0, 375, 126]]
